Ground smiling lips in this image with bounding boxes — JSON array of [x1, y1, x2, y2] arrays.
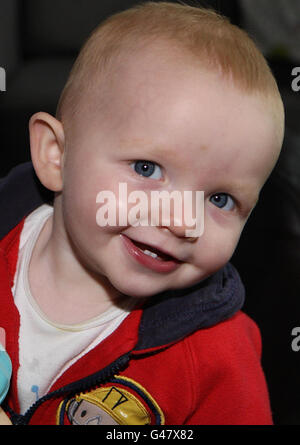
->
[[120, 234, 181, 273]]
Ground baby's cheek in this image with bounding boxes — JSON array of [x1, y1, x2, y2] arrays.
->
[[195, 228, 240, 274], [95, 184, 154, 232]]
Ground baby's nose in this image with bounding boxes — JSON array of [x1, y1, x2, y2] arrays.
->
[[152, 191, 203, 240], [160, 220, 199, 242]]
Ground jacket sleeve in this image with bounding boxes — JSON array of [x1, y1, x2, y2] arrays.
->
[[183, 311, 273, 425]]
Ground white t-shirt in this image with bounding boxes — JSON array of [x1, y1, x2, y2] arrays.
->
[[12, 204, 135, 415]]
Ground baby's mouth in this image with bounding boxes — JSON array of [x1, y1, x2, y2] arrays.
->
[[130, 239, 176, 262], [121, 234, 182, 273]]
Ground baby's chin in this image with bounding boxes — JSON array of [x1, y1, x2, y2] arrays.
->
[[108, 271, 207, 300], [107, 274, 170, 299], [113, 281, 167, 299]]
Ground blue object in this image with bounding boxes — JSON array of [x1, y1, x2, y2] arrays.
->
[[0, 345, 12, 404]]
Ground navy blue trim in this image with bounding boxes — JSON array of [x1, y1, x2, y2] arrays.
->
[[0, 162, 53, 239], [58, 398, 69, 425], [135, 262, 245, 350]]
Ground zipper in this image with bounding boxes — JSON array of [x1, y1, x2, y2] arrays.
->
[[6, 352, 131, 425]]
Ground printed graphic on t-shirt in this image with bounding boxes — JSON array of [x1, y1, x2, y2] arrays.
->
[[31, 385, 39, 401]]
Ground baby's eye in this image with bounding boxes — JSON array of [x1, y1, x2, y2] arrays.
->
[[131, 160, 162, 180], [209, 193, 235, 211]]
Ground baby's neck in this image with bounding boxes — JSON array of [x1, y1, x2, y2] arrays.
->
[[28, 214, 122, 325]]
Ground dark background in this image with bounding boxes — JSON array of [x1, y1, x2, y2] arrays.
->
[[1, 0, 300, 425]]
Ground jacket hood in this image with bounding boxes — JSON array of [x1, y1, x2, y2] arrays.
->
[[0, 163, 245, 350], [135, 262, 244, 351]]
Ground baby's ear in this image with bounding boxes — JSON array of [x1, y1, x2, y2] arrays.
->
[[29, 112, 65, 192]]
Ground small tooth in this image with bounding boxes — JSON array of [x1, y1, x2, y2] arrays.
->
[[143, 249, 158, 258]]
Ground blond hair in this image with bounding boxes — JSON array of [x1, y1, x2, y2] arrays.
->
[[56, 1, 284, 133]]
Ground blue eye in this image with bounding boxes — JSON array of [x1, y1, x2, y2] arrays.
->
[[131, 161, 162, 180], [209, 193, 235, 211]]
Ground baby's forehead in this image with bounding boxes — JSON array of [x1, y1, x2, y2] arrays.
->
[[69, 41, 283, 155], [84, 47, 219, 122]]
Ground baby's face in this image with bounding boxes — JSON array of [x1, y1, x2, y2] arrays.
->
[[58, 48, 282, 298]]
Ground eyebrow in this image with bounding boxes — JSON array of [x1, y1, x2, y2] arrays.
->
[[120, 139, 175, 160]]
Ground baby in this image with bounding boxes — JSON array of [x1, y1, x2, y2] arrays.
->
[[0, 2, 284, 425]]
